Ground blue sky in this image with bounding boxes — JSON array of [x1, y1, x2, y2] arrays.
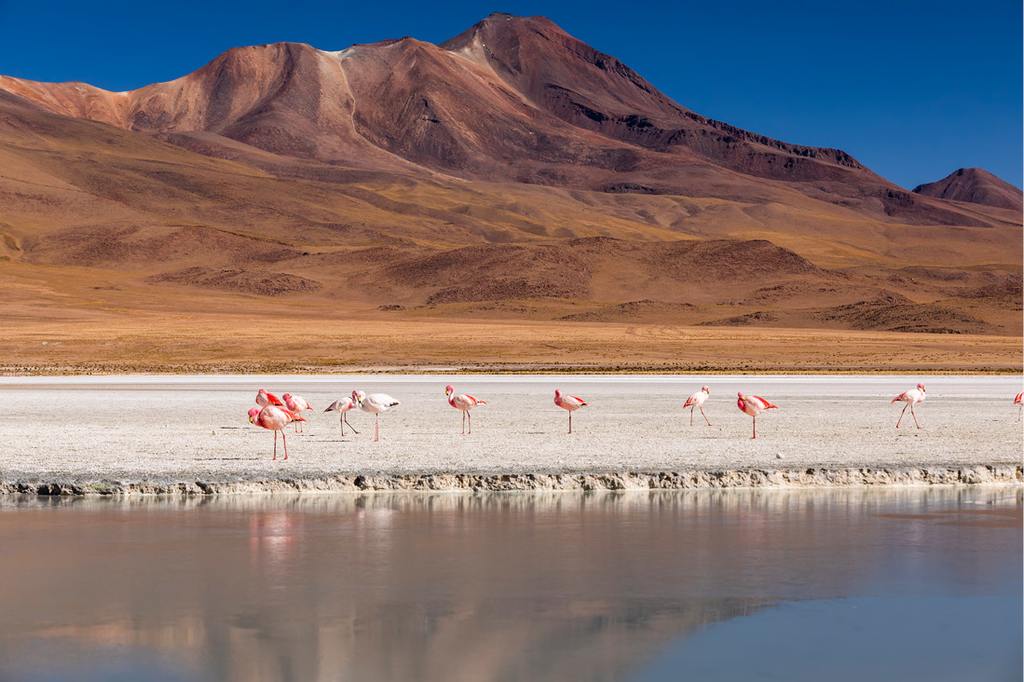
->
[[0, 0, 1019, 188]]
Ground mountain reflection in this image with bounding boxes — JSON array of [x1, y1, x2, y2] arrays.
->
[[0, 488, 1018, 681]]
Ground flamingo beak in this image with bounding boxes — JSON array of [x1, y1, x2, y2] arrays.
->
[[248, 415, 255, 424]]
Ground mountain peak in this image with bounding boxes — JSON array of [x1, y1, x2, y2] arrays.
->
[[0, 14, 991, 228], [913, 167, 1022, 211]]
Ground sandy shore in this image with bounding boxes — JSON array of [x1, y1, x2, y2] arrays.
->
[[0, 375, 1020, 494]]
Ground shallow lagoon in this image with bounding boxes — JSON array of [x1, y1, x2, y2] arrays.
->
[[0, 487, 1019, 681]]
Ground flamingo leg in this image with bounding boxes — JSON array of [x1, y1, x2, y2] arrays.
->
[[273, 430, 278, 461], [896, 404, 907, 429], [689, 407, 694, 426], [345, 414, 359, 434], [468, 410, 472, 435], [339, 414, 345, 437], [374, 414, 380, 442], [568, 410, 573, 434], [462, 410, 466, 435], [910, 405, 921, 429], [282, 430, 289, 461], [700, 406, 711, 426], [752, 415, 757, 439]]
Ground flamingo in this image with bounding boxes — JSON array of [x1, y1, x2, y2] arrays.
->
[[282, 393, 313, 433], [352, 390, 400, 442], [683, 385, 712, 426], [736, 392, 778, 439], [248, 405, 304, 460], [1013, 392, 1022, 420], [445, 384, 487, 435], [324, 397, 359, 436], [554, 389, 587, 434], [891, 383, 926, 429], [256, 388, 285, 408]]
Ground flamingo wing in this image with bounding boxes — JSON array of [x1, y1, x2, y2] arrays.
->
[[683, 393, 698, 408], [258, 405, 299, 429], [753, 396, 778, 409], [369, 393, 400, 410], [891, 391, 908, 404]]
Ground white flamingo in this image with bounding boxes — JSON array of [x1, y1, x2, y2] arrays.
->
[[352, 390, 400, 442], [891, 383, 926, 429], [682, 385, 712, 426], [324, 397, 359, 436]]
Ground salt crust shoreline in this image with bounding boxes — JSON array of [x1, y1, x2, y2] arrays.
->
[[5, 464, 1020, 496]]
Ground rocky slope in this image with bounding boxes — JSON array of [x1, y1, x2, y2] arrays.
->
[[0, 14, 1020, 340], [913, 167, 1022, 211]]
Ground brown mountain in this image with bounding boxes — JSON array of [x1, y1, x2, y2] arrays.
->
[[0, 14, 993, 226], [912, 167, 1022, 211], [0, 14, 1020, 372]]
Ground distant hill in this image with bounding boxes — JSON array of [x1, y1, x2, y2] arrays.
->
[[913, 168, 1022, 212]]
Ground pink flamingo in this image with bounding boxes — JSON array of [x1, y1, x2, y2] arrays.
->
[[1014, 392, 1022, 420], [891, 383, 926, 429], [554, 389, 588, 434], [324, 397, 359, 436], [736, 392, 778, 439], [282, 393, 313, 433], [256, 388, 285, 408], [445, 384, 487, 435], [248, 405, 304, 460], [683, 385, 712, 426]]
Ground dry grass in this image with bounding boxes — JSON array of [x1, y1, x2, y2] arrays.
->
[[2, 310, 1020, 374]]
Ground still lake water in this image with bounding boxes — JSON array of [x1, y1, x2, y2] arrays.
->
[[0, 488, 1019, 682]]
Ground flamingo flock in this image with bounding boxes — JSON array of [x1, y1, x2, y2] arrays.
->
[[248, 390, 306, 461], [244, 383, 1021, 460]]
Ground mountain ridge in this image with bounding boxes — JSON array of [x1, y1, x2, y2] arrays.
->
[[0, 14, 1019, 351]]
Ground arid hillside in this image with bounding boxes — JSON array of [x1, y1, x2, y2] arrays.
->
[[913, 167, 1023, 212], [0, 14, 1020, 372]]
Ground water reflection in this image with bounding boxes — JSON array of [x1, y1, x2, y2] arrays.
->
[[0, 488, 1019, 681]]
